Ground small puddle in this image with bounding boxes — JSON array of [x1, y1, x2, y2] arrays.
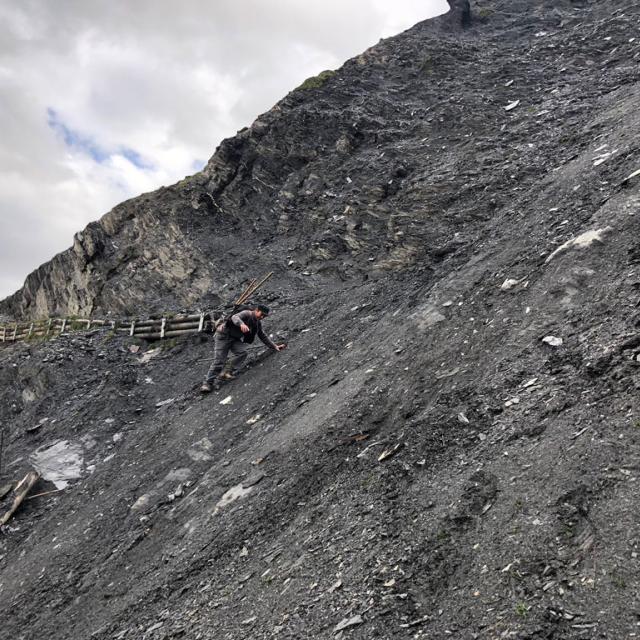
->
[[30, 440, 84, 489]]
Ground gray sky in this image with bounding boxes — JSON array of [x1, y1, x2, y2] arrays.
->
[[0, 0, 447, 300]]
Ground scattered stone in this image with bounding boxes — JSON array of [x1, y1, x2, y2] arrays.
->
[[139, 348, 162, 364], [436, 367, 460, 380], [128, 345, 140, 354], [621, 168, 640, 186], [505, 99, 520, 111], [378, 443, 403, 462], [131, 494, 151, 512], [246, 414, 262, 425], [22, 389, 37, 403], [544, 227, 613, 264], [214, 484, 253, 513], [242, 472, 265, 489], [328, 579, 342, 593], [167, 484, 184, 501], [542, 336, 563, 347], [570, 427, 589, 440], [26, 418, 48, 433], [219, 396, 233, 405], [187, 441, 213, 462], [334, 615, 363, 633], [457, 412, 470, 424], [344, 431, 369, 444], [399, 615, 430, 628], [500, 278, 519, 291], [155, 398, 175, 408], [411, 304, 446, 330]]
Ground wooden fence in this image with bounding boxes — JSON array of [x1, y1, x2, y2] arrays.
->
[[0, 312, 215, 346], [1, 273, 274, 348]]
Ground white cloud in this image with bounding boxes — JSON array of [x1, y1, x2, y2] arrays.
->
[[0, 0, 447, 300]]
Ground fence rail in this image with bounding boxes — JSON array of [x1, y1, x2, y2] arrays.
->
[[1, 274, 274, 348], [0, 312, 217, 346]]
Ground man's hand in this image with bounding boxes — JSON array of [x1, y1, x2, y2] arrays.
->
[[274, 343, 286, 352], [240, 323, 250, 333]]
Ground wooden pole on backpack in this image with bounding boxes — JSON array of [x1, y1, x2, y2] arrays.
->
[[235, 279, 257, 306], [237, 272, 273, 306]]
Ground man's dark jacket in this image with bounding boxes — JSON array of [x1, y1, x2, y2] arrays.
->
[[223, 310, 277, 349]]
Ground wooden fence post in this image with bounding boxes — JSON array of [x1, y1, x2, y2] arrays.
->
[[0, 311, 214, 346]]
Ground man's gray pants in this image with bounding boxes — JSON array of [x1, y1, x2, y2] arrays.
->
[[204, 333, 248, 383]]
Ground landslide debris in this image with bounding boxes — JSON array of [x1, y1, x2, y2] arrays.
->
[[1, 1, 640, 639]]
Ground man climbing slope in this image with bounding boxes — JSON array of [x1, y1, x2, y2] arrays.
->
[[201, 304, 285, 393]]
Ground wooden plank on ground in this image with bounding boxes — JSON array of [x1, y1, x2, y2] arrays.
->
[[0, 471, 40, 525]]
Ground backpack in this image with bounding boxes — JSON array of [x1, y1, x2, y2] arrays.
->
[[214, 304, 254, 332]]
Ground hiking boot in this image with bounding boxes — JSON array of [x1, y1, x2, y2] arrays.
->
[[218, 372, 236, 381], [200, 382, 212, 394]]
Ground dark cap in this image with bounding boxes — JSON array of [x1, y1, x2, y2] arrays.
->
[[256, 304, 270, 316]]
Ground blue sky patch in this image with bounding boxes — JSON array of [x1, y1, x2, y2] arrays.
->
[[47, 108, 108, 163], [47, 108, 154, 170], [120, 147, 154, 170]]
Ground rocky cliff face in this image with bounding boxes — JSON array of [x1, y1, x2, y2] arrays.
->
[[1, 1, 640, 638]]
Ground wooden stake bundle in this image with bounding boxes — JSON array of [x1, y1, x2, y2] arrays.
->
[[235, 272, 273, 307], [235, 279, 257, 306]]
